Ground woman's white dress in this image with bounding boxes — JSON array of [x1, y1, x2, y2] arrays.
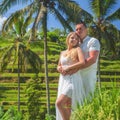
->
[[56, 55, 85, 120]]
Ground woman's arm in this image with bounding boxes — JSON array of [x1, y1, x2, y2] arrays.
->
[[57, 51, 67, 75], [57, 52, 62, 72], [64, 47, 85, 71]]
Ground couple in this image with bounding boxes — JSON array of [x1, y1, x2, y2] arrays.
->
[[56, 22, 100, 120]]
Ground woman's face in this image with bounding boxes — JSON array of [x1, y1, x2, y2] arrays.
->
[[68, 34, 78, 47]]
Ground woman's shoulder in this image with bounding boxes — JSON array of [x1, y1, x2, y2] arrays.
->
[[76, 46, 81, 50], [60, 50, 67, 55], [75, 47, 82, 53], [61, 50, 67, 53]]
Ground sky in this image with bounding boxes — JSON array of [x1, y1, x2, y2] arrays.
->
[[48, 0, 120, 30], [0, 0, 120, 30]]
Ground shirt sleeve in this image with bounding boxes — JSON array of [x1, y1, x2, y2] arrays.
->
[[88, 37, 100, 51]]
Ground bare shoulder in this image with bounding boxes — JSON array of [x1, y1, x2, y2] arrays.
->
[[60, 50, 67, 55], [76, 47, 82, 51]]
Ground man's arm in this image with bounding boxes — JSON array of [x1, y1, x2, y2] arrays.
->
[[80, 50, 99, 69], [65, 50, 99, 75]]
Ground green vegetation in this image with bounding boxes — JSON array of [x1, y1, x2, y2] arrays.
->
[[0, 106, 23, 120], [0, 0, 120, 118], [0, 34, 119, 120], [26, 78, 44, 120], [71, 86, 120, 120], [0, 38, 120, 119]]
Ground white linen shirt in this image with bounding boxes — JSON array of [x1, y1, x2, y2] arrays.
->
[[80, 36, 100, 72], [79, 36, 100, 97]]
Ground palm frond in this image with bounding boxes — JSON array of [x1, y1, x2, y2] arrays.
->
[[0, 45, 15, 71], [24, 49, 42, 74], [57, 0, 83, 23], [0, 0, 30, 14], [103, 31, 116, 53], [22, 10, 33, 32], [102, 24, 118, 53], [52, 7, 73, 31], [89, 0, 101, 18], [89, 0, 118, 19], [106, 8, 120, 21], [106, 23, 119, 39], [15, 41, 42, 73], [57, 0, 79, 12], [2, 3, 34, 33], [104, 0, 117, 16]]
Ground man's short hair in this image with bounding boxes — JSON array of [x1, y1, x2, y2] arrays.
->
[[76, 21, 87, 28]]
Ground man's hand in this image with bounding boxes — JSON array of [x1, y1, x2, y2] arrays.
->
[[57, 66, 80, 75], [64, 68, 79, 75], [57, 66, 67, 75]]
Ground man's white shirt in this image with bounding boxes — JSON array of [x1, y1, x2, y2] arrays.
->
[[80, 36, 100, 72]]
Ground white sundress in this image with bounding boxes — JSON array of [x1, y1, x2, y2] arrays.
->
[[56, 55, 85, 120]]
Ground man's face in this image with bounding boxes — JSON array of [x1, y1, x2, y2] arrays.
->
[[75, 24, 87, 40]]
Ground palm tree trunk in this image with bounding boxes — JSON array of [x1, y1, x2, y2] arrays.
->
[[97, 55, 101, 89], [18, 52, 20, 111], [97, 28, 101, 89], [43, 12, 50, 114], [29, 4, 46, 41]]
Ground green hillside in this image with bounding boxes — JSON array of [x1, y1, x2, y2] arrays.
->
[[0, 40, 120, 119]]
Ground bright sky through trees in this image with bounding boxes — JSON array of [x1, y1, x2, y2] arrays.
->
[[0, 0, 120, 30]]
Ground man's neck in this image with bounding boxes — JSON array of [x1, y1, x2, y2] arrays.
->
[[81, 35, 87, 42]]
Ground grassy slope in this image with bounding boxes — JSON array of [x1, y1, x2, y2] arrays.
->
[[0, 39, 120, 113]]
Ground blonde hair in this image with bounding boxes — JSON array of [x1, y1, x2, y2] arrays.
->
[[65, 32, 80, 61], [66, 32, 80, 48]]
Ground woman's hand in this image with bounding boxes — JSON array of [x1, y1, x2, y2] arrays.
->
[[57, 66, 62, 73], [57, 66, 69, 75]]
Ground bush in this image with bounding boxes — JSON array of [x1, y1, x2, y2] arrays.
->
[[25, 77, 43, 120], [0, 106, 23, 120], [71, 86, 120, 120], [45, 114, 56, 120]]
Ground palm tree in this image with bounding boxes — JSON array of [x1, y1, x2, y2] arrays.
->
[[0, 0, 87, 114], [0, 38, 42, 111], [91, 0, 120, 84], [86, 0, 120, 55], [1, 15, 41, 112], [76, 0, 120, 88]]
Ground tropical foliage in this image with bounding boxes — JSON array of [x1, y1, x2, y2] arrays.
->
[[0, 106, 23, 120], [0, 1, 85, 114], [71, 86, 120, 120], [83, 0, 120, 57], [0, 38, 42, 111], [25, 78, 43, 120], [0, 0, 120, 117], [0, 38, 41, 74], [0, 0, 87, 40]]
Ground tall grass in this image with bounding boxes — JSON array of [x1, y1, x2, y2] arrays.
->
[[0, 106, 23, 120], [71, 84, 120, 120]]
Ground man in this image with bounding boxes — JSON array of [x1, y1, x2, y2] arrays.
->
[[58, 22, 100, 99], [75, 22, 100, 98]]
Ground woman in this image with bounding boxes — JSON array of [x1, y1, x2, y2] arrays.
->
[[56, 32, 85, 120]]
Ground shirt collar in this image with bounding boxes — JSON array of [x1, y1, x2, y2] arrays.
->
[[82, 36, 90, 43]]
